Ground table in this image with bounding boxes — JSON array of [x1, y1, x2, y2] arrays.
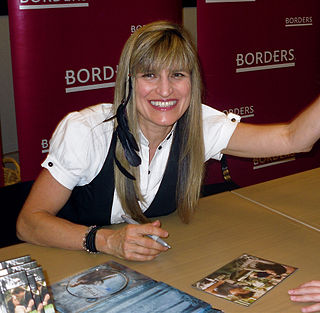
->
[[232, 167, 320, 232], [1, 188, 320, 313]]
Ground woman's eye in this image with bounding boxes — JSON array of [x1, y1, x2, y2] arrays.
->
[[142, 73, 155, 78], [173, 72, 185, 78]]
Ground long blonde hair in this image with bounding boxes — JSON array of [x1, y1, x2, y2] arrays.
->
[[113, 21, 204, 223]]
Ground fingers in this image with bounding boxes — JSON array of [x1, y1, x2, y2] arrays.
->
[[289, 282, 320, 298], [138, 221, 169, 240], [124, 223, 169, 251], [300, 303, 320, 313], [289, 293, 320, 302], [300, 281, 320, 288], [289, 281, 320, 313], [102, 223, 169, 261]]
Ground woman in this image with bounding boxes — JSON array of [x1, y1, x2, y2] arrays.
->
[[17, 21, 320, 264]]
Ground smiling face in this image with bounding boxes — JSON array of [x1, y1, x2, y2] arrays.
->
[[114, 21, 202, 145], [134, 68, 191, 137]]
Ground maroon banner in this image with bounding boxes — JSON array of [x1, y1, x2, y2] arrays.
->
[[8, 0, 182, 182], [198, 0, 320, 187]]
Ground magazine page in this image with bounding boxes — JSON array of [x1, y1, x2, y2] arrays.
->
[[192, 253, 297, 307]]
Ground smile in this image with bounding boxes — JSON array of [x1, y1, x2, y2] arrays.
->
[[150, 100, 177, 108]]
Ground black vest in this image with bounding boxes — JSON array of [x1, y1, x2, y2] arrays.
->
[[57, 130, 180, 226]]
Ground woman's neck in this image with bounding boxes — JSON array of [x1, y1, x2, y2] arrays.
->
[[140, 125, 173, 163]]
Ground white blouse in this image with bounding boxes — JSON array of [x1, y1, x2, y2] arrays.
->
[[42, 103, 240, 223]]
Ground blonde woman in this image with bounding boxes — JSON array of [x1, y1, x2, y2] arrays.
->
[[17, 21, 320, 263]]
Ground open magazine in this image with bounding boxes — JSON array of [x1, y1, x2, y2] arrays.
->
[[51, 260, 223, 313], [192, 253, 297, 307]]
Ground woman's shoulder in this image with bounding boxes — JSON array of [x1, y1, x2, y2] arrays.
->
[[53, 103, 114, 140], [201, 103, 226, 118], [65, 103, 114, 127], [43, 103, 115, 189], [201, 103, 241, 124], [52, 103, 115, 149]]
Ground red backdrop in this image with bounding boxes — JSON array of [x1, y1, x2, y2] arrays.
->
[[8, 0, 182, 182], [198, 0, 320, 187]]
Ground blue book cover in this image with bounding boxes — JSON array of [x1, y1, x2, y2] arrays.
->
[[51, 261, 223, 313]]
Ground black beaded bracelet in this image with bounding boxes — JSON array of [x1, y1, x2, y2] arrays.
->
[[82, 225, 103, 254]]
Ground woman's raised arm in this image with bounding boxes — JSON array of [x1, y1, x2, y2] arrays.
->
[[223, 94, 320, 158]]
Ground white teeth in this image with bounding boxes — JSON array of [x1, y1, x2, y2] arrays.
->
[[150, 100, 177, 107]]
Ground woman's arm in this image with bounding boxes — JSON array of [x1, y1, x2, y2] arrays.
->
[[223, 94, 320, 158], [16, 169, 169, 261]]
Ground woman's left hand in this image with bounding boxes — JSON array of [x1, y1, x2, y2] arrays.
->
[[289, 281, 320, 312]]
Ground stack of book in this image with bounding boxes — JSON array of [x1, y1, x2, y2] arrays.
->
[[0, 255, 55, 313]]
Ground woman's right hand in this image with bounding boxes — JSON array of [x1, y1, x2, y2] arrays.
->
[[96, 220, 170, 261]]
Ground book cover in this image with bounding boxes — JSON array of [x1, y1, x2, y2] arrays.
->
[[192, 253, 297, 306], [26, 267, 55, 313], [0, 256, 32, 269], [51, 260, 223, 313], [10, 261, 38, 273], [0, 256, 56, 313], [0, 270, 38, 313]]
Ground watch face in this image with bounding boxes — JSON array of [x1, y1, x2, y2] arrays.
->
[[66, 268, 128, 301]]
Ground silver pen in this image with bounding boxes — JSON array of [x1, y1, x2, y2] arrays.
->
[[121, 215, 171, 249]]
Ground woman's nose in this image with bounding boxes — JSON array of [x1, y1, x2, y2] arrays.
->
[[156, 77, 173, 98]]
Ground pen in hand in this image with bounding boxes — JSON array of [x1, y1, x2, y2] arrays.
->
[[121, 215, 171, 249]]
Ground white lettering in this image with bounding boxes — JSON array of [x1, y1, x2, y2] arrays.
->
[[65, 65, 116, 86], [236, 49, 295, 67], [103, 66, 114, 80], [41, 139, 49, 149], [253, 154, 295, 166], [131, 25, 143, 33], [264, 51, 273, 63], [236, 54, 244, 67], [77, 69, 90, 83], [288, 49, 295, 61], [223, 105, 254, 117], [286, 16, 313, 25], [92, 67, 102, 82], [65, 70, 76, 85]]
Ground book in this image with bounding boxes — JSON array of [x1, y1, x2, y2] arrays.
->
[[26, 267, 55, 313], [51, 260, 223, 313], [192, 253, 297, 307], [0, 256, 56, 313], [0, 256, 32, 269], [0, 270, 38, 313]]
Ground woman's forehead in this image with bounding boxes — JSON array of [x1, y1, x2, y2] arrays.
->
[[134, 58, 192, 73], [135, 66, 190, 73]]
